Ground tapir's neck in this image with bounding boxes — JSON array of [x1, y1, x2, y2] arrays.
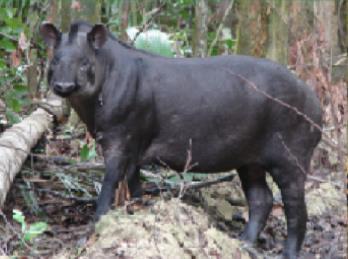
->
[[68, 93, 99, 137]]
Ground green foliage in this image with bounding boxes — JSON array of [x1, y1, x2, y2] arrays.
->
[[0, 1, 45, 125], [0, 8, 26, 124], [127, 27, 174, 57], [23, 222, 48, 242], [0, 38, 16, 52], [5, 108, 21, 124], [12, 209, 48, 243], [5, 84, 30, 112], [80, 141, 97, 161], [13, 209, 26, 233]]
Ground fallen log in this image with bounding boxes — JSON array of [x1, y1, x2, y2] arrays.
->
[[0, 108, 52, 207]]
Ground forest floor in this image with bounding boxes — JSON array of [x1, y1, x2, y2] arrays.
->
[[0, 127, 347, 259]]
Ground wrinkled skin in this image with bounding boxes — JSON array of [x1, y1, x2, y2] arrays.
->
[[40, 21, 322, 259]]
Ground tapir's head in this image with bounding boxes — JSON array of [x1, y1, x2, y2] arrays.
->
[[40, 21, 108, 97]]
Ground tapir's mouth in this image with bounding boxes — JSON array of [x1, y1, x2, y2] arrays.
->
[[53, 83, 79, 97], [53, 88, 73, 97]]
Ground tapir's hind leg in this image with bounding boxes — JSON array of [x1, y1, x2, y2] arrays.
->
[[269, 164, 307, 259], [237, 165, 273, 243], [127, 166, 143, 198]]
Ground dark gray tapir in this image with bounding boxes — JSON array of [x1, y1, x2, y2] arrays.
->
[[40, 21, 322, 258]]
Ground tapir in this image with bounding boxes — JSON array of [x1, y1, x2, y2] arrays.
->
[[40, 21, 322, 258]]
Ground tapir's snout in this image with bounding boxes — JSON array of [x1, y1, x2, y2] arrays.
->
[[53, 81, 77, 97]]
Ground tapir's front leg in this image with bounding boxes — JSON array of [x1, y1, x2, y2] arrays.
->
[[95, 134, 133, 221]]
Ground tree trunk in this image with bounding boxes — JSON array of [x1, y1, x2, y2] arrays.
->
[[193, 0, 208, 57], [130, 1, 138, 27], [61, 0, 72, 32], [314, 0, 340, 64], [0, 109, 52, 207], [266, 0, 289, 64], [47, 0, 58, 23], [71, 0, 100, 23], [338, 0, 347, 52], [27, 49, 39, 98], [120, 0, 130, 41], [287, 0, 314, 66], [236, 0, 268, 57]]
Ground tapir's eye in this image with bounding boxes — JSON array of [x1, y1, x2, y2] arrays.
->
[[80, 58, 90, 71]]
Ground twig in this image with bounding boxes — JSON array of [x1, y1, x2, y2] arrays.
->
[[156, 157, 174, 173], [130, 1, 166, 44], [224, 69, 347, 156], [307, 175, 342, 188], [143, 170, 236, 194], [140, 169, 160, 179], [0, 31, 17, 42], [183, 139, 198, 173], [63, 161, 104, 171], [277, 133, 307, 174], [0, 31, 41, 49], [35, 101, 62, 118], [178, 138, 199, 198], [36, 188, 96, 203], [240, 242, 261, 258], [208, 0, 235, 56], [60, 160, 236, 195], [0, 246, 5, 256], [183, 173, 236, 190]]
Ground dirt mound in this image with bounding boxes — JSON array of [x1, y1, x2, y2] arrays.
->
[[70, 199, 250, 259]]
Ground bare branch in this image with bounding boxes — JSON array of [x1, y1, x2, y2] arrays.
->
[[130, 2, 166, 45], [183, 173, 236, 190], [208, 0, 235, 56], [224, 69, 347, 156], [277, 133, 307, 174]]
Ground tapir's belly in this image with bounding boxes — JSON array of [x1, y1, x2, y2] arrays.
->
[[141, 122, 265, 172]]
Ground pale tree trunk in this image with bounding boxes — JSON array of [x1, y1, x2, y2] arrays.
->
[[342, 0, 348, 155], [27, 50, 39, 98], [236, 0, 268, 57], [266, 0, 289, 64], [130, 1, 138, 27], [120, 0, 130, 41], [287, 0, 314, 67], [313, 0, 340, 64], [338, 0, 347, 52], [207, 0, 235, 56], [314, 0, 345, 170], [193, 0, 208, 57], [61, 0, 71, 32], [71, 0, 100, 24], [0, 109, 52, 207], [47, 0, 58, 23]]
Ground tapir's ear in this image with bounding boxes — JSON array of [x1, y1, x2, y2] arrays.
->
[[39, 22, 61, 48], [87, 24, 108, 50]]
